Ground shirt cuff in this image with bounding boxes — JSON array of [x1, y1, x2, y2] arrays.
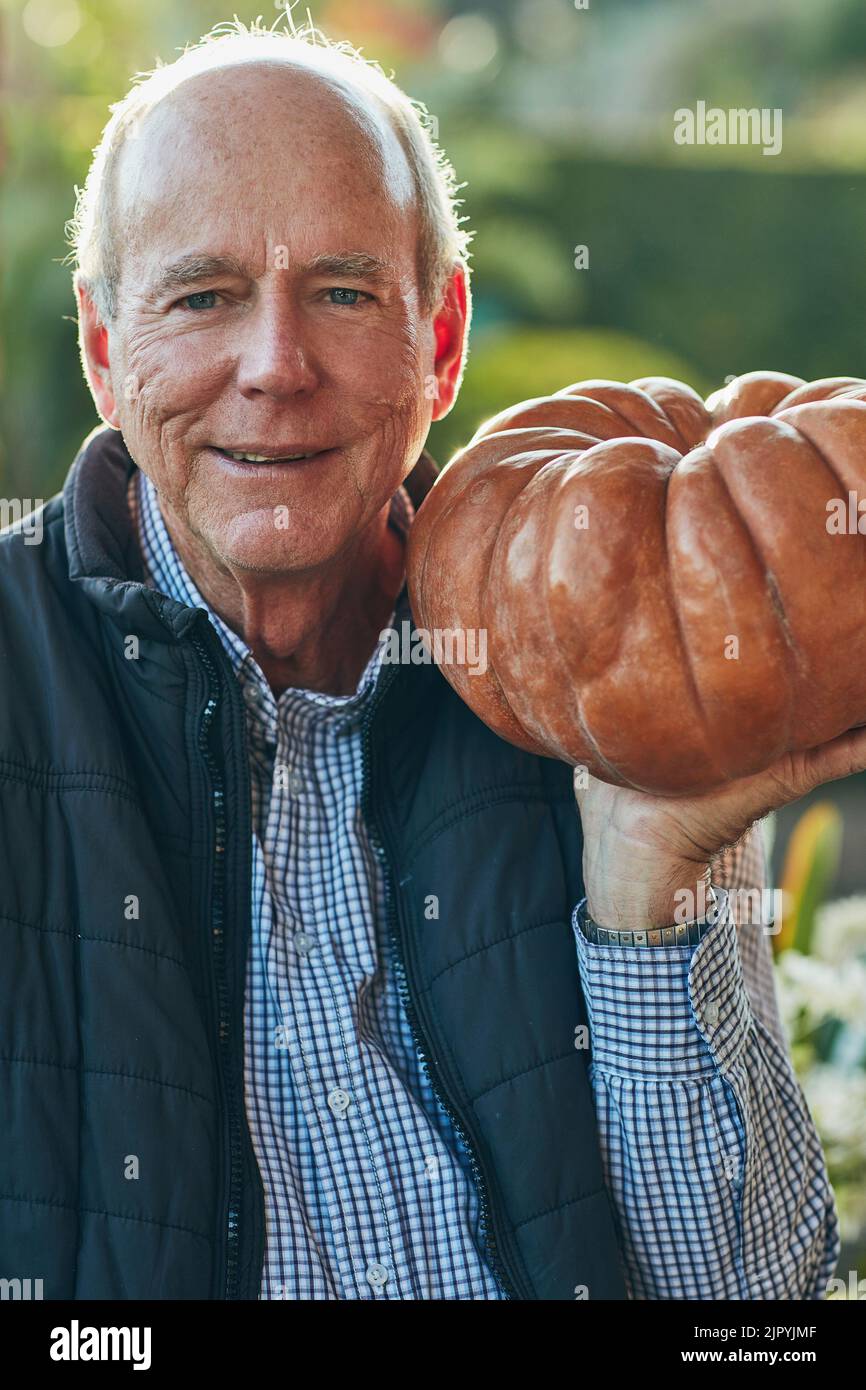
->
[[573, 899, 754, 1079]]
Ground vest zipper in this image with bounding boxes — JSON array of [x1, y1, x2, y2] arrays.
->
[[360, 665, 527, 1301], [191, 631, 244, 1300]]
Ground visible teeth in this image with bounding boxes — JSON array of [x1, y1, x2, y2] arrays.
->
[[223, 449, 309, 462]]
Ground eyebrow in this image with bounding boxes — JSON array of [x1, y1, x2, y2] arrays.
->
[[149, 254, 248, 299], [148, 250, 396, 300], [302, 252, 394, 284]]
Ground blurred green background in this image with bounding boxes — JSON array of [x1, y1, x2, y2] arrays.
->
[[2, 0, 866, 1291]]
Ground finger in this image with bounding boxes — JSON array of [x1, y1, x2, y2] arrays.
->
[[798, 724, 866, 794]]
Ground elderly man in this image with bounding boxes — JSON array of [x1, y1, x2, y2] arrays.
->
[[1, 21, 863, 1301]]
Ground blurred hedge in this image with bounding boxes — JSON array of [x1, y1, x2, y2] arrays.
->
[[428, 325, 705, 465]]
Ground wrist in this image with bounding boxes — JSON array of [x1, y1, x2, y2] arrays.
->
[[585, 858, 712, 931]]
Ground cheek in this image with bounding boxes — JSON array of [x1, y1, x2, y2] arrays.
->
[[115, 343, 227, 496], [120, 330, 228, 427], [331, 325, 429, 451], [330, 312, 424, 396]]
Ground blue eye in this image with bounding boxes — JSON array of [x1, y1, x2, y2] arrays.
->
[[328, 287, 364, 306], [182, 291, 218, 311]]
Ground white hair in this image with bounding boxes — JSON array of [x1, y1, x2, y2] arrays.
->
[[67, 14, 473, 321]]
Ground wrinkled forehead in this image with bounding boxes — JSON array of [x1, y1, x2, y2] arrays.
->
[[112, 60, 417, 271]]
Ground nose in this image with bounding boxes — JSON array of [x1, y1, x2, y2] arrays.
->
[[235, 292, 320, 400]]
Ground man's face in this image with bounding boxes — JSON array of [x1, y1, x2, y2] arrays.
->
[[91, 62, 456, 576]]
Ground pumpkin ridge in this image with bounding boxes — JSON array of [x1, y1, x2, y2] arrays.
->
[[428, 470, 550, 753], [631, 375, 711, 451], [477, 472, 549, 754], [494, 453, 583, 761], [573, 688, 633, 788], [537, 456, 610, 768], [703, 424, 801, 751], [570, 391, 678, 450], [536, 451, 636, 784], [662, 459, 727, 787]]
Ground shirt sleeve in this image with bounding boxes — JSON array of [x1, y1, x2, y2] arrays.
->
[[573, 820, 840, 1299]]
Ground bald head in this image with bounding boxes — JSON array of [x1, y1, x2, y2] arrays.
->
[[112, 61, 419, 311], [72, 24, 471, 323]]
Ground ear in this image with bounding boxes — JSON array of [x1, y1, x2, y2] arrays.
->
[[76, 275, 121, 428], [429, 264, 469, 422]]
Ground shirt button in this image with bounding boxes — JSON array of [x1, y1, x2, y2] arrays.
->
[[703, 998, 721, 1028], [286, 771, 305, 796], [294, 932, 316, 956], [327, 1087, 351, 1117], [366, 1263, 389, 1289], [244, 682, 264, 708]]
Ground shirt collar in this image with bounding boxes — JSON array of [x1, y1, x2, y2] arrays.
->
[[128, 467, 413, 729]]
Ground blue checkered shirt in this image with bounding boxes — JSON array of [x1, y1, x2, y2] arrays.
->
[[130, 467, 838, 1300]]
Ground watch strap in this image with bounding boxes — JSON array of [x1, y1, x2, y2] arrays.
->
[[577, 884, 731, 948]]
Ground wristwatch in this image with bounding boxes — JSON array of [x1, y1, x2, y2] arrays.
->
[[577, 883, 731, 948]]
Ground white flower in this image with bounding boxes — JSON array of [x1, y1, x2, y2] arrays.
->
[[812, 894, 866, 965], [798, 1065, 866, 1166], [775, 950, 866, 1032]]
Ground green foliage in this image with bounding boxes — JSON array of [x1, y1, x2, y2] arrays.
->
[[429, 325, 705, 465]]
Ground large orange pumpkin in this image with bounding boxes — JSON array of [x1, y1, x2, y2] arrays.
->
[[406, 371, 866, 794]]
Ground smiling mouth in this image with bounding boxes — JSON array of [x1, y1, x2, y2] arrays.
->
[[208, 445, 334, 466]]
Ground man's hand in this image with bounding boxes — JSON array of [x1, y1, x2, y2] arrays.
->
[[574, 724, 866, 930]]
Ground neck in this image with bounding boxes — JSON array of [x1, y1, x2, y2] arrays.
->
[[161, 500, 407, 697]]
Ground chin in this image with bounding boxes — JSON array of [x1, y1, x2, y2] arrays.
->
[[216, 510, 340, 574]]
